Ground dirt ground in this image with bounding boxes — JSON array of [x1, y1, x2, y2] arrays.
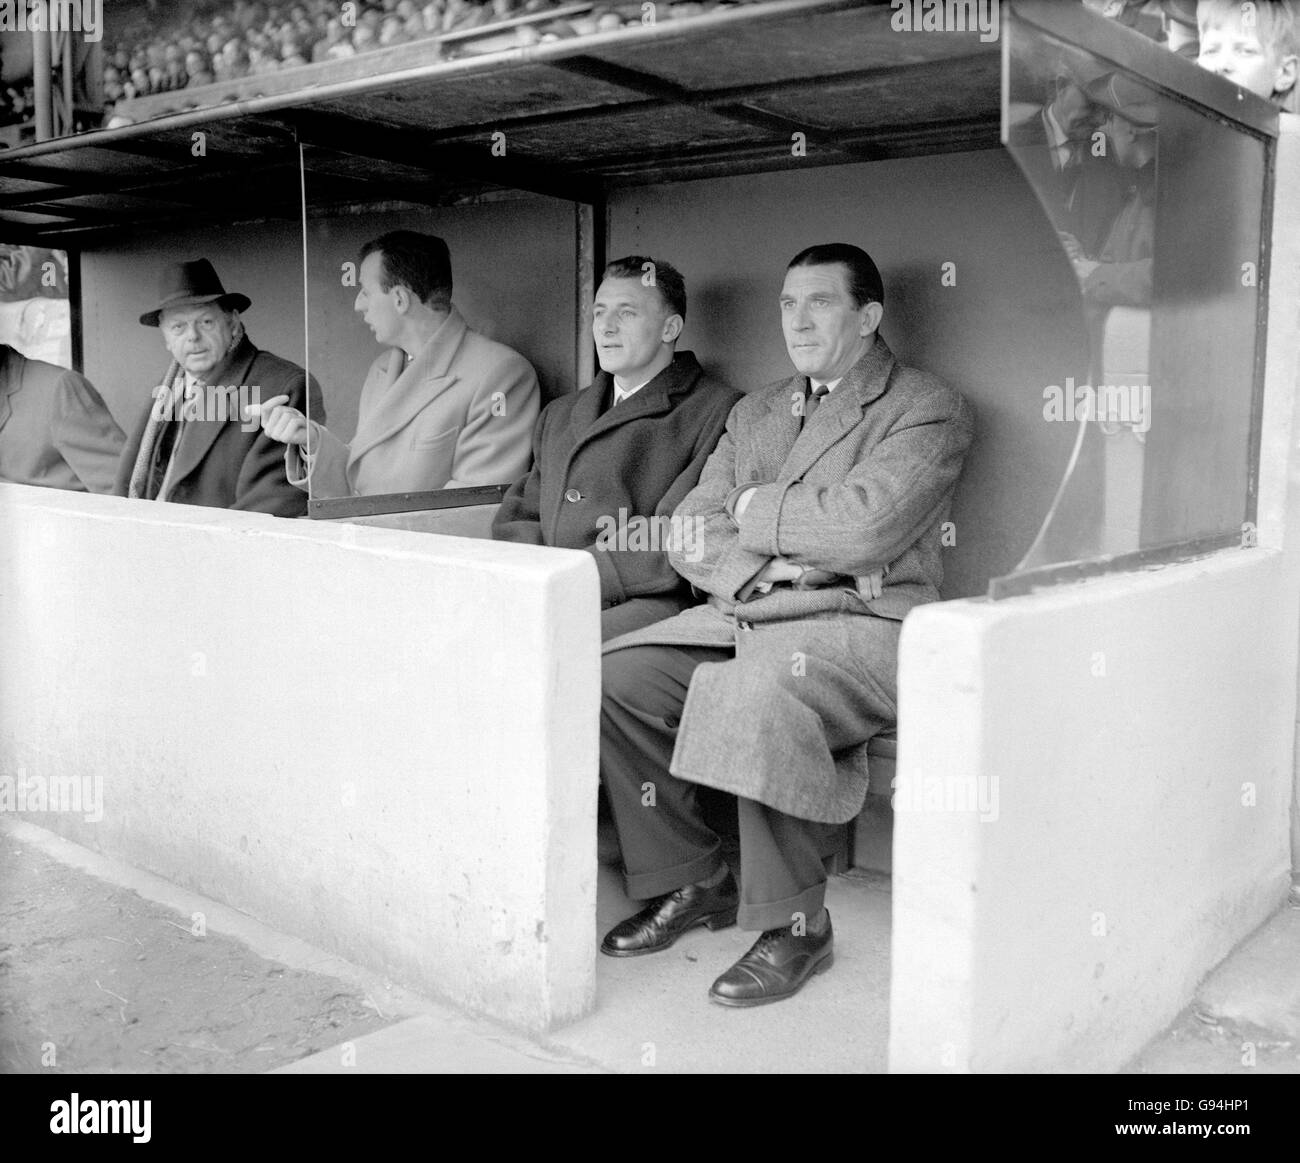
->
[[0, 835, 394, 1074]]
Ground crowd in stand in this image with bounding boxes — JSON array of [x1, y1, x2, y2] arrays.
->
[[102, 0, 764, 109]]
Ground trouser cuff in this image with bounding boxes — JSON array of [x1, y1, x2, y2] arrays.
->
[[625, 845, 725, 901], [738, 882, 826, 932]]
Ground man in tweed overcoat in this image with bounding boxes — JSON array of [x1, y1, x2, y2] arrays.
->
[[598, 243, 975, 1006]]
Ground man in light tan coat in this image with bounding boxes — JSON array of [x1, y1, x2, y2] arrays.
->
[[252, 230, 538, 496]]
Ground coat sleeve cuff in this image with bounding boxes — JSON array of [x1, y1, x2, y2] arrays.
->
[[735, 481, 791, 556]]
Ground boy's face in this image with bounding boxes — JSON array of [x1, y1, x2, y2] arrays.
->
[[1197, 2, 1298, 99]]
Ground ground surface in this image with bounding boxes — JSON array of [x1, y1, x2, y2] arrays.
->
[[4, 818, 1298, 1075], [0, 835, 394, 1074]]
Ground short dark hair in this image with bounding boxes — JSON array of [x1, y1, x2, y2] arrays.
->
[[601, 255, 687, 321], [359, 230, 453, 309], [786, 243, 884, 308]]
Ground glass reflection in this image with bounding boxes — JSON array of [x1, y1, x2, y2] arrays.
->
[[1002, 22, 1265, 585], [293, 177, 544, 505]]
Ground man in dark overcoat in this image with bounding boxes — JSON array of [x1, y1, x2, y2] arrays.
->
[[598, 243, 976, 1005], [493, 256, 740, 640], [114, 258, 323, 516]]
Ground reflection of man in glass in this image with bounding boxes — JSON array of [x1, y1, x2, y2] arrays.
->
[[1064, 74, 1158, 310], [1007, 68, 1123, 257]]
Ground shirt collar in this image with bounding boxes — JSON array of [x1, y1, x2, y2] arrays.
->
[[1043, 104, 1072, 171], [613, 376, 653, 405], [810, 376, 843, 395]]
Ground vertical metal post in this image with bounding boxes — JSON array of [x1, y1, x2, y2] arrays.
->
[[575, 201, 597, 392], [62, 34, 75, 133], [32, 31, 53, 141]]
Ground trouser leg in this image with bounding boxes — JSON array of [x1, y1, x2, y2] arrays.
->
[[600, 643, 734, 900], [735, 797, 843, 931]]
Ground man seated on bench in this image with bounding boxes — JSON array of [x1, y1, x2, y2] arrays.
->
[[598, 243, 974, 1006], [493, 256, 740, 641]]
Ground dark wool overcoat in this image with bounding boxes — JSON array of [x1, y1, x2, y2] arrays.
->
[[493, 351, 741, 640]]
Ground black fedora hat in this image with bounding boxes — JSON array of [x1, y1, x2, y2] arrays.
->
[[139, 258, 251, 327]]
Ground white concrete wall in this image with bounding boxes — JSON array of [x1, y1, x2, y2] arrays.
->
[[0, 485, 600, 1032], [890, 554, 1293, 1072], [1267, 117, 1300, 881]]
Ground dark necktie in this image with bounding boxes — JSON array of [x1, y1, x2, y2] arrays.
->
[[803, 381, 829, 428]]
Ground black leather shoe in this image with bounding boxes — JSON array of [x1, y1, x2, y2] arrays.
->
[[600, 872, 739, 957], [708, 912, 834, 1006]]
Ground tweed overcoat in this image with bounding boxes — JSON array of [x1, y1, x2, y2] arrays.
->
[[492, 351, 740, 640], [603, 335, 975, 823]]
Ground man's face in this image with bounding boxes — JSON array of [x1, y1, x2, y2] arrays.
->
[[1198, 9, 1292, 98], [592, 276, 675, 380], [159, 302, 236, 379], [1053, 79, 1094, 140], [780, 263, 876, 383], [1101, 111, 1139, 165], [354, 251, 403, 346]]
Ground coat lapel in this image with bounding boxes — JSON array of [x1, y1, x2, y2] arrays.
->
[[348, 307, 469, 464], [773, 336, 895, 485], [564, 352, 702, 469], [165, 336, 258, 490]]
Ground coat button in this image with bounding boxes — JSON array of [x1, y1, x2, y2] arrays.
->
[[564, 488, 582, 503]]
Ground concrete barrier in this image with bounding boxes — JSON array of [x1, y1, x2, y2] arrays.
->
[[0, 485, 601, 1032], [889, 550, 1294, 1073]]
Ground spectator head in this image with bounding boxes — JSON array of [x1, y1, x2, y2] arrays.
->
[[1085, 72, 1160, 168], [1197, 0, 1298, 103], [184, 49, 208, 75], [1046, 69, 1097, 141], [353, 23, 378, 49], [380, 14, 406, 43]]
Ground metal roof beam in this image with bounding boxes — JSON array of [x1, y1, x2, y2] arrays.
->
[[283, 111, 604, 205]]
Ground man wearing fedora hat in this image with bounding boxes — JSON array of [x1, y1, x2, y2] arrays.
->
[[113, 258, 324, 515]]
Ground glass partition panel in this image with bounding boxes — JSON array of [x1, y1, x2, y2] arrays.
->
[[997, 7, 1270, 595], [0, 244, 71, 368], [299, 168, 574, 519]]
